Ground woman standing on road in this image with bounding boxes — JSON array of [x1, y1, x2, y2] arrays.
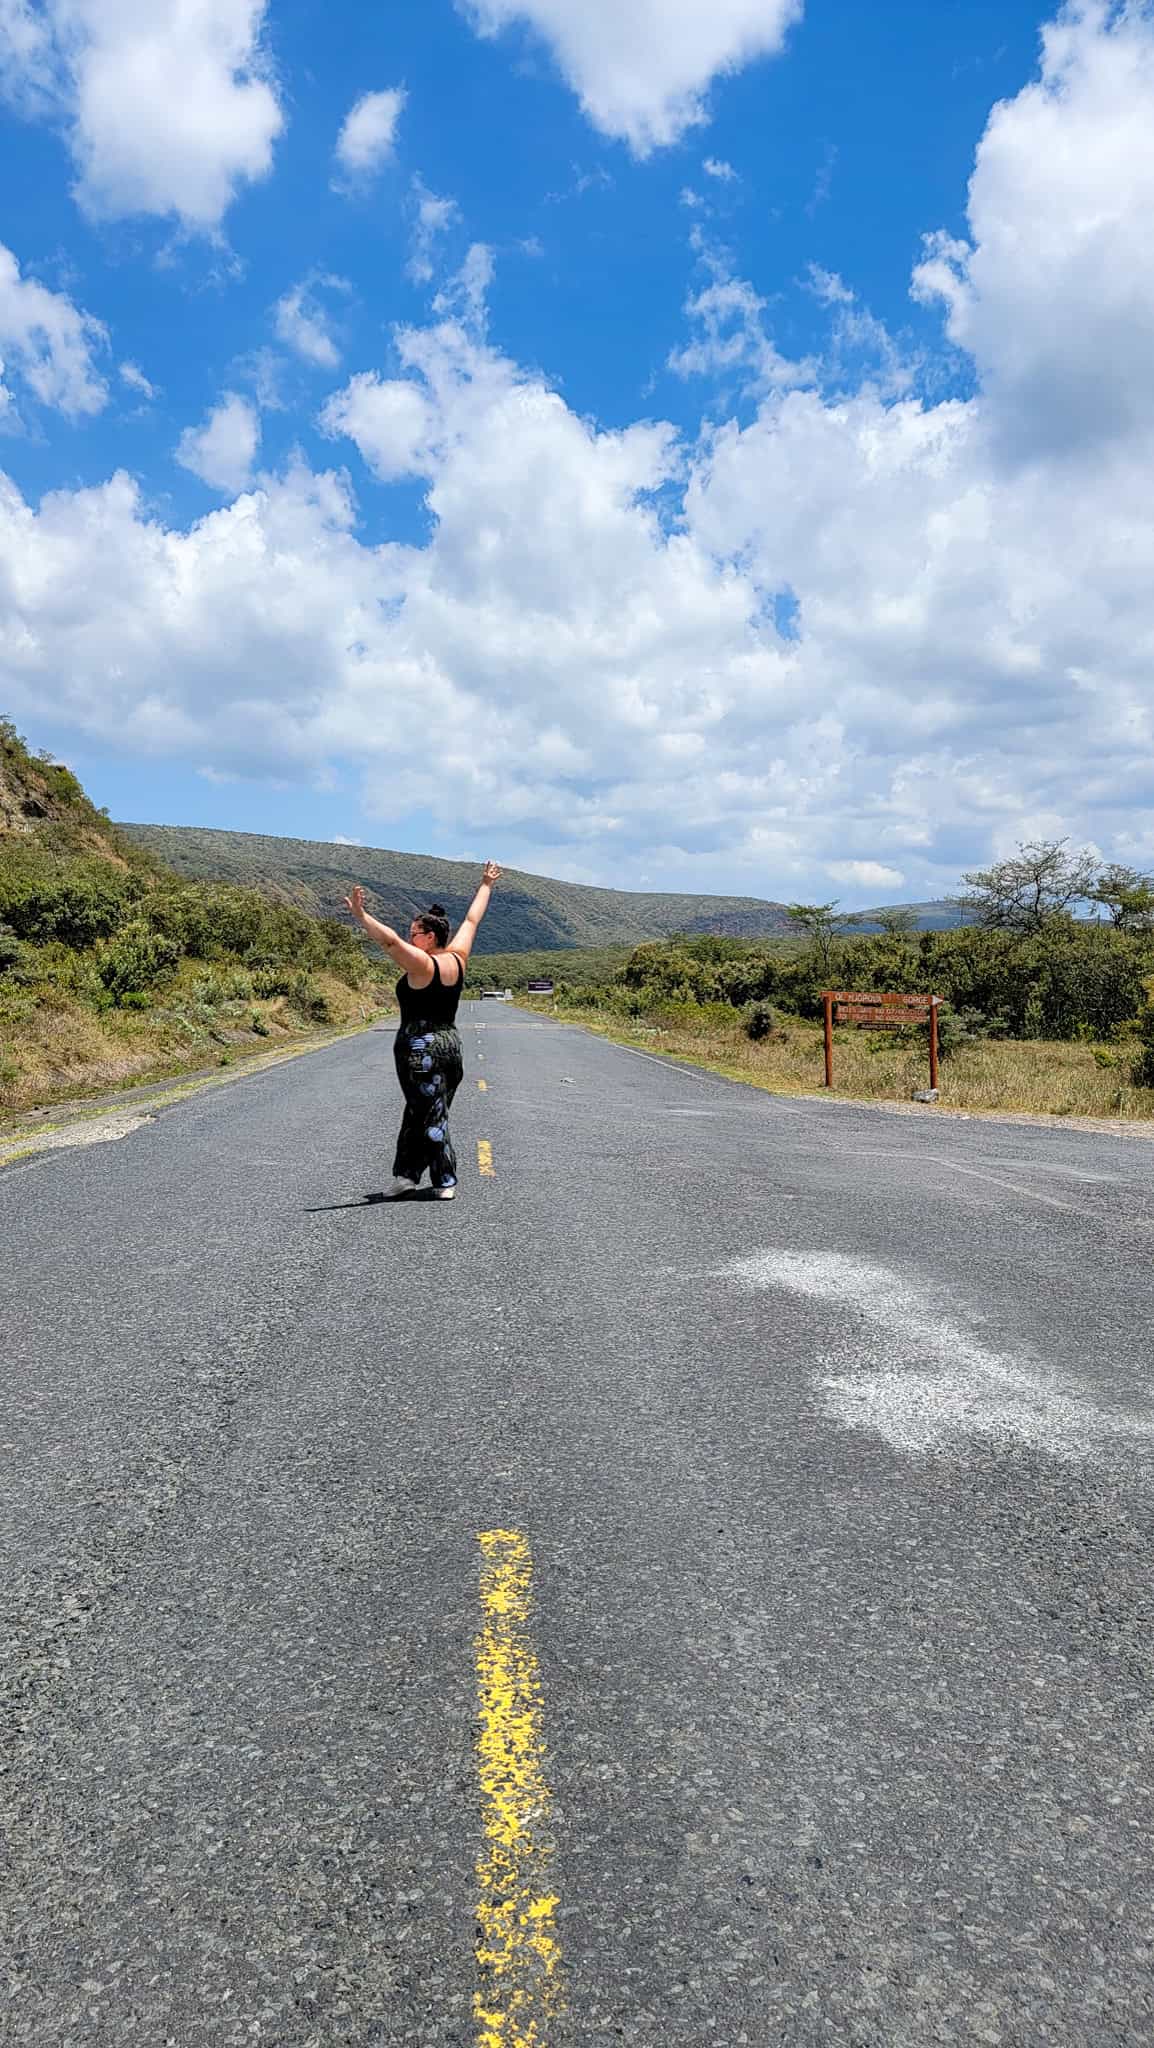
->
[[344, 862, 502, 1200]]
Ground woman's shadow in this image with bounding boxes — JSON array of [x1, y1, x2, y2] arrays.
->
[[304, 1189, 443, 1212]]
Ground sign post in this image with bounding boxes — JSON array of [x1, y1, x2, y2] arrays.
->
[[821, 991, 942, 1095]]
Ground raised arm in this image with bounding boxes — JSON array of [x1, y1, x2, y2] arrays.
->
[[343, 886, 435, 984], [449, 861, 502, 963]]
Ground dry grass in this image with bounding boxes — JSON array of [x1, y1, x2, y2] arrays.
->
[[536, 1001, 1154, 1122], [0, 973, 393, 1118]]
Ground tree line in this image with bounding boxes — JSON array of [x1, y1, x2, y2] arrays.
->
[[548, 842, 1154, 1085]]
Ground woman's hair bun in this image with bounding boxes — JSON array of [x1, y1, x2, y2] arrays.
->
[[428, 902, 447, 917]]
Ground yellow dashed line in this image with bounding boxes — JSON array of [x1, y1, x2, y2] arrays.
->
[[478, 1078, 488, 1091], [477, 1139, 495, 1176], [474, 1530, 563, 2047]]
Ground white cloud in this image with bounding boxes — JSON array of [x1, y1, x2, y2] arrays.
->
[[806, 263, 853, 306], [432, 243, 494, 329], [318, 372, 437, 482], [334, 86, 404, 181], [702, 156, 736, 180], [0, 0, 284, 230], [332, 833, 363, 845], [669, 255, 815, 391], [408, 177, 459, 285], [6, 7, 1154, 896], [457, 0, 801, 153], [119, 360, 157, 401], [0, 241, 107, 416], [274, 275, 349, 369], [911, 0, 1154, 458], [827, 861, 905, 891], [175, 391, 259, 492]]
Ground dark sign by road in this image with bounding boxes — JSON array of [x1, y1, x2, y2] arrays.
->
[[822, 990, 941, 1093], [527, 979, 555, 995]]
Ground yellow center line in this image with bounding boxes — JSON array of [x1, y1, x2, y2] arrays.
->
[[478, 1078, 488, 1091], [474, 1530, 563, 2047], [477, 1139, 495, 1176]]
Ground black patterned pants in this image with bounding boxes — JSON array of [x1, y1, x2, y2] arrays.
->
[[393, 1024, 464, 1188]]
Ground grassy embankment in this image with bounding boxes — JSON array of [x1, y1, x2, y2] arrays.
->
[[1, 966, 392, 1119], [0, 722, 394, 1120], [530, 998, 1154, 1120]]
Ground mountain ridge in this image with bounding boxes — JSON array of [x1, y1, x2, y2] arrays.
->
[[117, 822, 962, 951]]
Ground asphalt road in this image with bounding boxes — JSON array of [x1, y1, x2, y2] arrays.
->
[[3, 1003, 1153, 2046]]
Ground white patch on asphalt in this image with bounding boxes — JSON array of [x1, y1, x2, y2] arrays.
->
[[0, 1111, 155, 1166], [723, 1248, 1154, 1462]]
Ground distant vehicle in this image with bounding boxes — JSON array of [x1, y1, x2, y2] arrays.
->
[[479, 988, 512, 1000]]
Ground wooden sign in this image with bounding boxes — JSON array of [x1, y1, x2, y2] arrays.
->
[[834, 992, 929, 1027], [822, 990, 941, 1093], [829, 990, 931, 1011], [836, 1003, 912, 1026]]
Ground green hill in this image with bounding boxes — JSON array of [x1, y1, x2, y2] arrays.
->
[[117, 823, 801, 951], [0, 725, 391, 1115]]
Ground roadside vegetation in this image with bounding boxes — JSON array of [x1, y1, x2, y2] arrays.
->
[[0, 722, 393, 1117], [517, 845, 1154, 1120]]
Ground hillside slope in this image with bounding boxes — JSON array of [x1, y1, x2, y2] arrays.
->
[[118, 823, 800, 950], [1, 723, 149, 868], [0, 728, 389, 1115]]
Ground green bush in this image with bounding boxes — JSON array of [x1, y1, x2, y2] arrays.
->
[[743, 999, 780, 1041], [0, 849, 138, 947], [250, 966, 295, 999], [0, 921, 23, 976], [286, 972, 330, 1024], [95, 919, 180, 1002], [933, 1005, 989, 1059], [190, 970, 248, 1008], [1131, 999, 1154, 1087]]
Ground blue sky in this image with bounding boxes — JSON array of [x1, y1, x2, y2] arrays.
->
[[2, 0, 1154, 903]]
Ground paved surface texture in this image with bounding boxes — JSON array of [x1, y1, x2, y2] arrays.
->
[[3, 1003, 1153, 2045]]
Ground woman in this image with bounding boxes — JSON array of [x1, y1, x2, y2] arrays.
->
[[344, 862, 501, 1200]]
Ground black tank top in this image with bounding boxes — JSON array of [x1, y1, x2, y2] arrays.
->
[[396, 953, 466, 1032]]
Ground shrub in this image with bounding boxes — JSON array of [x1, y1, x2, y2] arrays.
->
[[190, 968, 255, 1007], [0, 921, 23, 976], [743, 999, 780, 1041], [1132, 1000, 1154, 1087], [933, 1005, 989, 1059], [250, 966, 296, 999], [0, 850, 137, 947], [95, 919, 180, 1002], [286, 972, 330, 1024]]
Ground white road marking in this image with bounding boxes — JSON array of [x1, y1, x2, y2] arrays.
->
[[586, 1038, 810, 1107], [832, 1147, 1085, 1217], [723, 1247, 1154, 1463]]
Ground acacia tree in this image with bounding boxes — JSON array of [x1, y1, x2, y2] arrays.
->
[[872, 906, 919, 937], [1089, 863, 1154, 932], [785, 901, 841, 974], [952, 840, 1099, 932]]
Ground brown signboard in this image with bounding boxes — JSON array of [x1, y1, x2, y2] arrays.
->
[[822, 990, 941, 1093], [835, 1003, 920, 1026], [828, 991, 932, 1010]]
